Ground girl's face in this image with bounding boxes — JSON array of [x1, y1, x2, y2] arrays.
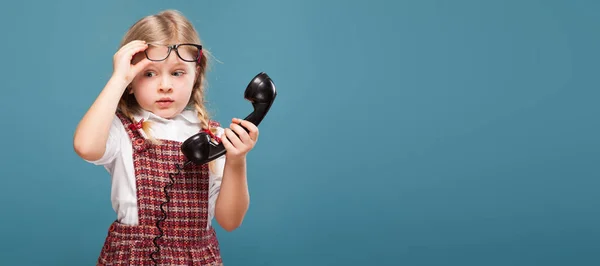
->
[[129, 46, 199, 119]]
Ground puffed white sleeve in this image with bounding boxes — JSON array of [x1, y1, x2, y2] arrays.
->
[[207, 126, 226, 224], [84, 115, 125, 167]]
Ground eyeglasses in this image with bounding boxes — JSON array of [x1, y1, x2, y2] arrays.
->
[[144, 43, 203, 63]]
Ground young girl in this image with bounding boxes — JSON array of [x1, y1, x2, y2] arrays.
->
[[73, 9, 258, 265]]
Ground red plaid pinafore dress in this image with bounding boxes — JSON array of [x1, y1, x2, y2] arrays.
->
[[97, 112, 223, 265]]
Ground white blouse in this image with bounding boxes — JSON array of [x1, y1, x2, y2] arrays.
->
[[85, 109, 225, 229]]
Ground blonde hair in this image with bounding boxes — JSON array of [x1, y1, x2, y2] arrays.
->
[[117, 10, 219, 171]]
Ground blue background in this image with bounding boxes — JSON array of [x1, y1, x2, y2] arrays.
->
[[1, 0, 599, 265]]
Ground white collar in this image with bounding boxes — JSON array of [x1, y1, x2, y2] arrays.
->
[[132, 108, 200, 125]]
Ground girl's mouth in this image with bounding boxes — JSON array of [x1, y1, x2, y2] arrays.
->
[[156, 98, 174, 107]]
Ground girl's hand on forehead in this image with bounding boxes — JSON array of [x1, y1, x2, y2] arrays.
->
[[112, 40, 152, 87]]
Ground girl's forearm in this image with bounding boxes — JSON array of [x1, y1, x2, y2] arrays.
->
[[214, 157, 250, 231], [73, 76, 128, 161]]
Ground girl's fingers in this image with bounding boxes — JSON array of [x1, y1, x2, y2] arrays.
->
[[116, 40, 146, 57], [224, 128, 243, 148], [232, 118, 259, 141], [221, 132, 235, 151], [123, 43, 149, 61], [230, 123, 252, 144]]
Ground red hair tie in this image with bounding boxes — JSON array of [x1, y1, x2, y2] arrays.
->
[[197, 50, 203, 64], [202, 129, 221, 143], [128, 118, 144, 131]]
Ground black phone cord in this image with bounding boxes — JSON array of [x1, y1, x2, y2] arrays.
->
[[149, 163, 185, 265]]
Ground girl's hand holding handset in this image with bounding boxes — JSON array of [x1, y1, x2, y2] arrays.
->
[[222, 118, 259, 161]]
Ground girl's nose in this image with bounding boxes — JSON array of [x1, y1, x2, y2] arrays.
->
[[159, 78, 173, 93], [159, 86, 173, 93]]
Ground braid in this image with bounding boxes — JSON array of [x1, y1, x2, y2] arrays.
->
[[192, 90, 219, 173], [118, 90, 160, 145]]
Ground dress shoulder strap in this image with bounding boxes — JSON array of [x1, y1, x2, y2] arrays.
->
[[115, 111, 148, 152]]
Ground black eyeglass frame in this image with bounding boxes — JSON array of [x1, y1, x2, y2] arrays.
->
[[144, 43, 203, 63]]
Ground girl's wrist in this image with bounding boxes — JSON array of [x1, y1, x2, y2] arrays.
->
[[108, 74, 130, 91], [225, 155, 246, 167]]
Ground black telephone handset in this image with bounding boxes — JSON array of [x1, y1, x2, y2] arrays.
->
[[181, 72, 277, 165]]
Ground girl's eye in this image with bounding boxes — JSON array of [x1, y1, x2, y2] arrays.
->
[[144, 72, 156, 77], [173, 71, 185, 76]]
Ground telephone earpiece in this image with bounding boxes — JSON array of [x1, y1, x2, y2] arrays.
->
[[181, 72, 277, 165]]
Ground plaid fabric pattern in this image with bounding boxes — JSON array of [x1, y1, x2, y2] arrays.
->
[[97, 112, 223, 266]]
